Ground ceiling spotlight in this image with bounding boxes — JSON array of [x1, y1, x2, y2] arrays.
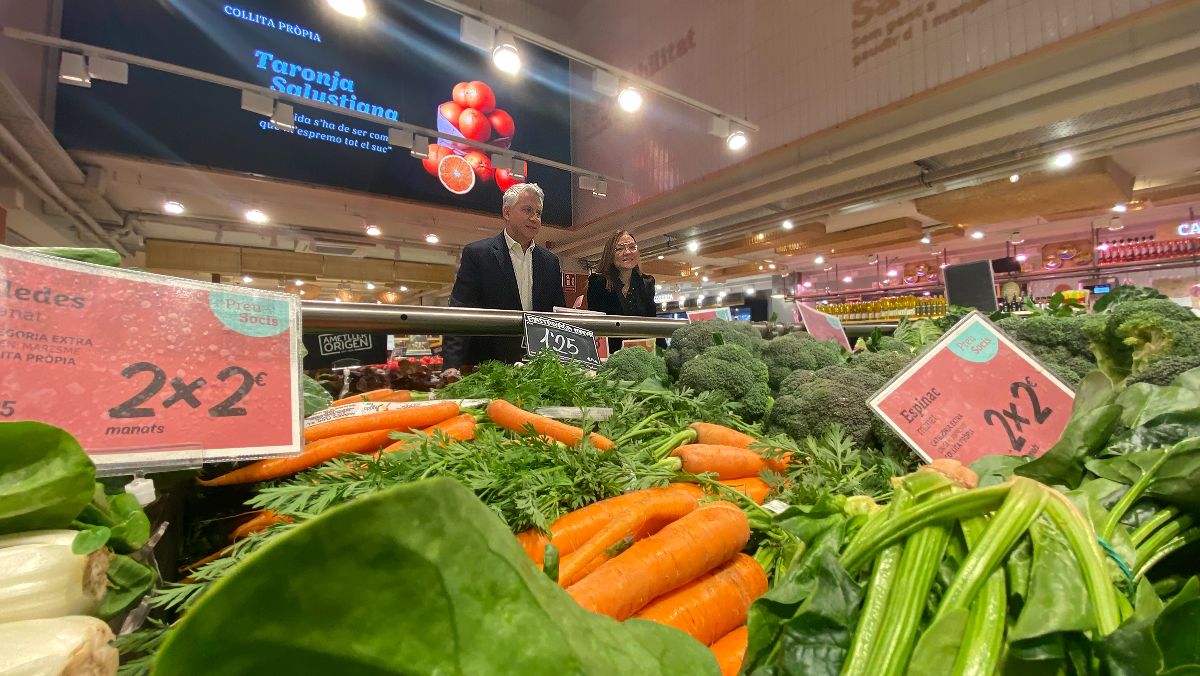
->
[[245, 209, 269, 224], [887, 269, 898, 277], [399, 285, 408, 292], [1052, 151, 1074, 168], [657, 254, 665, 260], [726, 130, 748, 151], [58, 53, 91, 87], [241, 275, 253, 284], [802, 280, 813, 288], [366, 282, 376, 290], [327, 0, 367, 18], [920, 234, 932, 244], [294, 279, 304, 287], [687, 240, 700, 253], [492, 36, 521, 75], [782, 219, 794, 231], [768, 263, 777, 270], [842, 276, 853, 283], [814, 255, 825, 265], [745, 286, 755, 295], [1009, 174, 1020, 183], [365, 224, 382, 237], [1107, 217, 1125, 232], [425, 233, 440, 244], [970, 230, 985, 240], [866, 254, 879, 265], [700, 276, 709, 283], [617, 87, 642, 113], [163, 200, 185, 215], [939, 263, 948, 269], [1111, 203, 1127, 213], [1015, 253, 1028, 262], [1010, 230, 1025, 244]]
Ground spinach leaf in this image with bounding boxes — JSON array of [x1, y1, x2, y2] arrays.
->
[[0, 421, 95, 534], [1116, 383, 1200, 430], [302, 375, 333, 417], [970, 455, 1028, 487], [1098, 579, 1165, 676], [156, 478, 717, 675], [1106, 410, 1200, 456], [100, 553, 156, 620], [1016, 404, 1122, 488], [1156, 577, 1200, 670], [1010, 518, 1095, 641], [73, 484, 151, 553], [1087, 439, 1200, 509], [906, 610, 968, 676]]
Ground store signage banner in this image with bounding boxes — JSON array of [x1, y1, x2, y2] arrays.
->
[[869, 313, 1075, 465], [0, 246, 302, 472], [302, 331, 392, 369], [796, 302, 851, 351], [523, 313, 601, 370], [686, 307, 732, 322]]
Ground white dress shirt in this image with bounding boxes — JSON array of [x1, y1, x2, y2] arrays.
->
[[503, 229, 535, 311]]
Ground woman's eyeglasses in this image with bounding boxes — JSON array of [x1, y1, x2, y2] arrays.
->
[[615, 243, 639, 253]]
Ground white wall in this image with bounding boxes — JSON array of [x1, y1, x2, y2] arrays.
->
[[567, 0, 1173, 224]]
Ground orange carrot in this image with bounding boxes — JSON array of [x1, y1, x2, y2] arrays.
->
[[199, 428, 396, 486], [634, 554, 768, 645], [567, 501, 750, 620], [718, 477, 772, 504], [710, 626, 749, 676], [517, 530, 550, 565], [180, 545, 233, 572], [690, 422, 757, 449], [515, 484, 704, 565], [229, 510, 290, 541], [486, 400, 614, 450], [331, 388, 406, 407], [379, 413, 477, 454], [304, 401, 459, 442], [557, 489, 701, 587], [672, 444, 770, 479]]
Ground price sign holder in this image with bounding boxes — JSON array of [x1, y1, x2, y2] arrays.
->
[[796, 302, 852, 351], [686, 307, 733, 322], [868, 312, 1075, 466], [522, 313, 601, 370], [0, 245, 302, 474]]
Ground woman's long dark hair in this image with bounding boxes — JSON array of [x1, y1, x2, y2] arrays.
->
[[596, 229, 643, 292]]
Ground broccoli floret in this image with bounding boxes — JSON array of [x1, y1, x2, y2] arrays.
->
[[993, 314, 1096, 385], [873, 336, 912, 354], [761, 332, 845, 390], [1027, 345, 1095, 385], [665, 319, 764, 379], [599, 347, 667, 384], [767, 379, 876, 446], [1126, 355, 1200, 387], [815, 364, 888, 392], [677, 343, 772, 422], [848, 350, 914, 380], [778, 368, 819, 394], [1084, 300, 1199, 384]]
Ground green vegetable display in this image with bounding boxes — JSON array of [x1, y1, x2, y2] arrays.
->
[[664, 318, 764, 378], [302, 374, 333, 417], [0, 421, 95, 534], [22, 246, 122, 267], [155, 478, 718, 675], [677, 343, 773, 422], [760, 331, 844, 389], [599, 346, 668, 385]]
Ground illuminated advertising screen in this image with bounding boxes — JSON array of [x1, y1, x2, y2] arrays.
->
[[56, 0, 574, 226]]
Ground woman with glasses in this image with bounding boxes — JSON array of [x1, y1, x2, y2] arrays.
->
[[586, 230, 662, 352]]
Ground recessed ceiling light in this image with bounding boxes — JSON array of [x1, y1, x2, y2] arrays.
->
[[802, 280, 812, 288], [971, 230, 985, 240], [726, 130, 748, 151], [425, 233, 439, 244], [399, 285, 408, 292], [887, 269, 898, 277], [687, 240, 700, 253], [163, 200, 185, 215], [1111, 203, 1127, 213], [842, 276, 853, 283], [701, 276, 709, 283], [745, 286, 755, 295], [327, 0, 366, 18], [1016, 253, 1028, 262], [782, 219, 794, 231], [768, 263, 776, 270], [241, 275, 253, 284], [920, 234, 931, 244], [657, 254, 665, 260], [617, 87, 642, 113], [245, 209, 269, 224], [1052, 151, 1074, 168], [814, 255, 825, 265], [366, 282, 376, 290], [294, 279, 304, 286], [365, 224, 382, 237], [1009, 174, 1020, 183]]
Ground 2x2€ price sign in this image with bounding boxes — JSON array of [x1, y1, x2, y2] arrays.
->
[[868, 312, 1076, 465], [0, 245, 302, 472], [523, 313, 601, 370]]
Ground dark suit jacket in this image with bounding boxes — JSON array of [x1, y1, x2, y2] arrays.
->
[[442, 232, 565, 370], [585, 272, 661, 352]]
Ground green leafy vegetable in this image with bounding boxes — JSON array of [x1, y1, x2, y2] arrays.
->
[[302, 375, 333, 417], [23, 246, 122, 267], [154, 478, 718, 675], [73, 485, 151, 553], [440, 350, 618, 409], [100, 554, 156, 620], [0, 421, 95, 534]]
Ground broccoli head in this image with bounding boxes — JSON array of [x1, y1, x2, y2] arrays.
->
[[1083, 299, 1199, 384], [599, 347, 667, 384], [872, 336, 912, 355], [1126, 355, 1200, 387], [665, 319, 764, 379], [761, 332, 845, 390], [778, 368, 819, 394], [814, 364, 889, 393], [677, 343, 772, 421], [767, 378, 876, 446], [847, 349, 914, 381], [992, 314, 1095, 385]]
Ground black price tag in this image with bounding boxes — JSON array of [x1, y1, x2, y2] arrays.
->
[[523, 314, 601, 370]]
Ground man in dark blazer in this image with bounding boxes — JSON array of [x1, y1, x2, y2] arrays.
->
[[442, 183, 565, 374]]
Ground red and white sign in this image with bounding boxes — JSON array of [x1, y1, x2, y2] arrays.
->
[[686, 307, 732, 322], [0, 246, 302, 471], [796, 302, 851, 351], [869, 313, 1075, 465]]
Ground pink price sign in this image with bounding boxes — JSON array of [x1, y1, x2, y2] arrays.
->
[[869, 313, 1075, 465], [0, 246, 302, 472], [796, 302, 851, 351]]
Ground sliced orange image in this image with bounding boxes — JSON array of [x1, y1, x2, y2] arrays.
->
[[438, 153, 476, 195]]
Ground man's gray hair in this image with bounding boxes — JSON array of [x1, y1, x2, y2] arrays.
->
[[502, 182, 544, 211]]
